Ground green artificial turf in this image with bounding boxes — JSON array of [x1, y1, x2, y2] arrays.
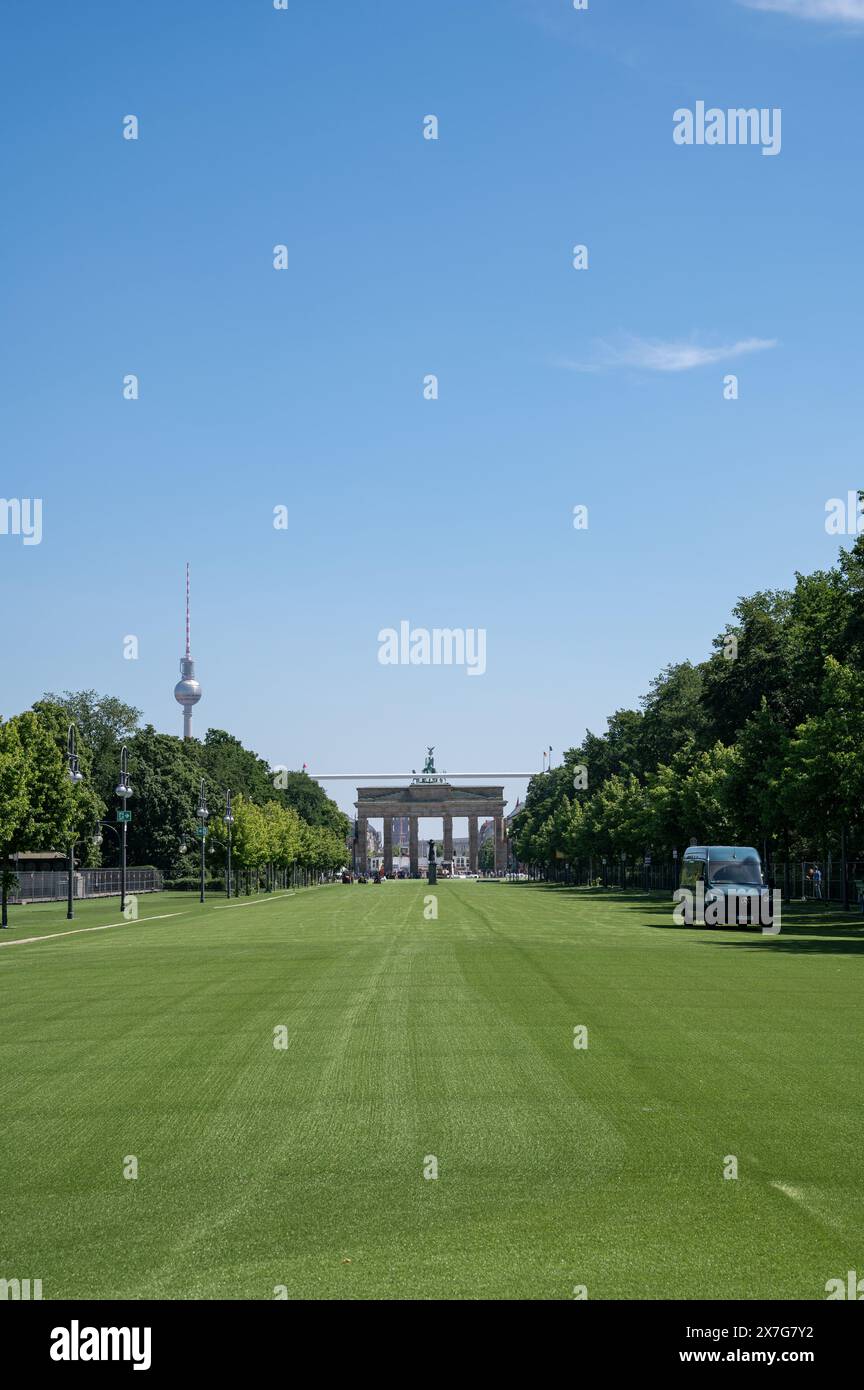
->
[[1, 882, 861, 1300]]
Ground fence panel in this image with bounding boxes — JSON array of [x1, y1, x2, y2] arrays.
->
[[8, 869, 163, 903], [521, 859, 864, 905]]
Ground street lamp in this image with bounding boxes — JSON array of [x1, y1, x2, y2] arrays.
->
[[66, 724, 84, 920], [224, 789, 234, 899], [197, 779, 209, 904], [115, 745, 133, 912]]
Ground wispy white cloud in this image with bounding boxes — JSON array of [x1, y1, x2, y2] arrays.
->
[[559, 335, 778, 374], [739, 0, 864, 23]]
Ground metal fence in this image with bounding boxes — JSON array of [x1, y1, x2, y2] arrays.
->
[[519, 861, 679, 891], [780, 860, 864, 905], [8, 869, 163, 903], [518, 858, 864, 906]]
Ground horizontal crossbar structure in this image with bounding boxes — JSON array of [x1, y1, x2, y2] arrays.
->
[[310, 772, 538, 780]]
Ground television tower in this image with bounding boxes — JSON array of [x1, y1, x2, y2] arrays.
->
[[173, 562, 202, 739]]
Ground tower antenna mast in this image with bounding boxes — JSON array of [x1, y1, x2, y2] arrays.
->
[[174, 562, 202, 738]]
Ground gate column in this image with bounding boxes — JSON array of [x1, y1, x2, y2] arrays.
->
[[494, 814, 506, 873], [468, 817, 479, 873], [409, 816, 419, 877], [383, 817, 393, 876]]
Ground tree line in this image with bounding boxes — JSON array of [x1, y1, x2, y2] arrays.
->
[[0, 690, 350, 919], [511, 518, 864, 878]]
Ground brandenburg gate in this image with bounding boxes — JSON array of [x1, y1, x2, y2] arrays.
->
[[355, 750, 507, 876]]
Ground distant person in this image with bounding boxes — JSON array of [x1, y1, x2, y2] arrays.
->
[[812, 866, 823, 900]]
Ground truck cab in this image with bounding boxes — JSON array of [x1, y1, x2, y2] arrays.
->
[[679, 845, 772, 927]]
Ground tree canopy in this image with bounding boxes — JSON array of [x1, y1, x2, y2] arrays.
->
[[4, 693, 351, 884], [513, 526, 864, 871]]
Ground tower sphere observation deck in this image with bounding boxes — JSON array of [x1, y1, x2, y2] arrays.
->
[[174, 563, 202, 739]]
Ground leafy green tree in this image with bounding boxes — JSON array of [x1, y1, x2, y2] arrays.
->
[[781, 659, 864, 843], [41, 690, 142, 815], [31, 701, 105, 864], [229, 798, 269, 891], [647, 746, 693, 853], [194, 739, 350, 849], [640, 662, 709, 767], [302, 822, 345, 874], [0, 719, 28, 926], [542, 796, 583, 863], [0, 711, 79, 926], [260, 799, 301, 884], [510, 806, 546, 866], [582, 774, 650, 861], [273, 769, 351, 840], [493, 523, 864, 876], [123, 726, 201, 876], [42, 689, 142, 747], [196, 730, 273, 808], [835, 518, 864, 668], [566, 709, 646, 791], [559, 796, 586, 862], [478, 836, 495, 872], [275, 803, 304, 869], [701, 592, 793, 745], [725, 700, 790, 855], [677, 743, 740, 844]]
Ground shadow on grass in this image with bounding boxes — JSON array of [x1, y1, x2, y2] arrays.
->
[[510, 883, 864, 953], [705, 934, 864, 954]]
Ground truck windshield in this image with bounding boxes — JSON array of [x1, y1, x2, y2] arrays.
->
[[708, 858, 762, 886]]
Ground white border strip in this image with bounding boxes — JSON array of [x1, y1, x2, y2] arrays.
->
[[212, 892, 295, 910], [0, 911, 186, 948]]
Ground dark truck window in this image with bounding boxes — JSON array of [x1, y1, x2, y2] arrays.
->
[[708, 857, 762, 886], [681, 858, 705, 888]]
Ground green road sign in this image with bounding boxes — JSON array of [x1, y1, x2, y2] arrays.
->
[[116, 810, 132, 823], [196, 825, 207, 839]]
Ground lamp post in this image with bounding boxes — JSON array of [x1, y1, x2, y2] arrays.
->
[[224, 789, 234, 899], [115, 745, 133, 913], [197, 779, 209, 904], [66, 723, 84, 920]]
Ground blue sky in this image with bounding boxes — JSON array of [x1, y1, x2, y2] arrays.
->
[[2, 0, 862, 821]]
